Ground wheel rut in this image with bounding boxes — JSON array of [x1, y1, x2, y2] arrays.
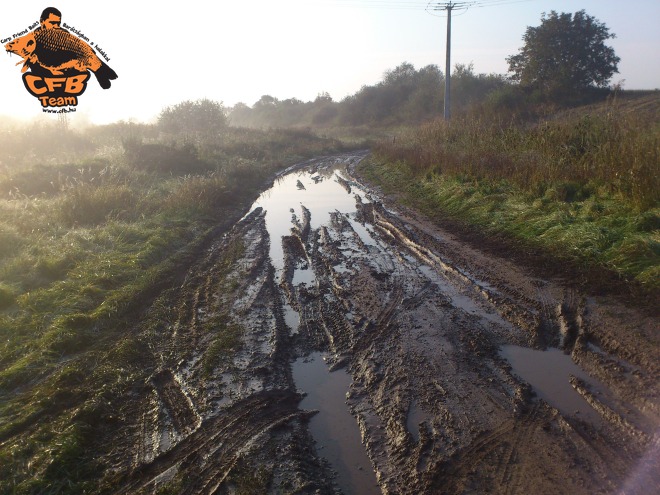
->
[[109, 153, 657, 495]]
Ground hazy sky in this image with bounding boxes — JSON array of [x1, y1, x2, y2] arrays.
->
[[1, 0, 658, 124]]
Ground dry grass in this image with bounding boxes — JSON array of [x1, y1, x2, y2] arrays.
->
[[377, 97, 659, 210]]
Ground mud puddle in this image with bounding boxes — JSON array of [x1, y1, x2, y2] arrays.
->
[[250, 161, 372, 279], [500, 345, 603, 424], [293, 353, 380, 495], [283, 301, 300, 335], [251, 154, 382, 491]]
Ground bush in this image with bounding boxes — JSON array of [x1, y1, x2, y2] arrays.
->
[[123, 139, 211, 175], [158, 98, 228, 136]]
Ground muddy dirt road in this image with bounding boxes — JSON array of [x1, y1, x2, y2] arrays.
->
[[116, 152, 658, 494]]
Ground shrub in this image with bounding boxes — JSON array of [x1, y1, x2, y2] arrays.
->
[[162, 174, 230, 214], [123, 140, 211, 175]]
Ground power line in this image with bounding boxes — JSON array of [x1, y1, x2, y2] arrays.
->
[[473, 0, 537, 7], [309, 0, 538, 120], [309, 1, 443, 9], [428, 1, 475, 11]]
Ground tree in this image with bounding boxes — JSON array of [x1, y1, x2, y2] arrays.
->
[[254, 95, 279, 107], [507, 10, 619, 98], [314, 92, 333, 104], [383, 62, 417, 85], [450, 63, 507, 112], [158, 98, 227, 135]]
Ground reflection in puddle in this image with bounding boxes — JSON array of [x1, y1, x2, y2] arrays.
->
[[347, 215, 377, 247], [333, 262, 353, 275], [293, 353, 380, 495], [500, 345, 602, 424], [249, 165, 371, 280], [293, 267, 316, 286], [282, 302, 299, 335], [417, 264, 508, 328], [407, 401, 432, 443]]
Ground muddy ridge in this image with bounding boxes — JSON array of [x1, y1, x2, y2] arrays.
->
[[110, 152, 658, 494]]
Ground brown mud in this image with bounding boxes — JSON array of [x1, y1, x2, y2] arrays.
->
[[110, 152, 658, 494]]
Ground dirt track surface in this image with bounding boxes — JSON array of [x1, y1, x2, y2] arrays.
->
[[113, 153, 658, 494]]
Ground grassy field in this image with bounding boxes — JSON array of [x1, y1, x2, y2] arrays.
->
[[0, 120, 349, 494], [360, 92, 659, 293]]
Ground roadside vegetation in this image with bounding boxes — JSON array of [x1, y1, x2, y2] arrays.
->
[[355, 10, 658, 294], [361, 92, 659, 292], [0, 105, 347, 494]]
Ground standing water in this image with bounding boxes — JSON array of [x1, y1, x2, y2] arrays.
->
[[249, 156, 380, 493], [500, 345, 603, 424], [249, 160, 371, 280], [293, 353, 380, 495]]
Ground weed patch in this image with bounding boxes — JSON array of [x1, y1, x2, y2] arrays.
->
[[376, 111, 659, 211], [201, 319, 244, 377]]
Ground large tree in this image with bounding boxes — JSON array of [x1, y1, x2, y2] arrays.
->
[[507, 10, 620, 97]]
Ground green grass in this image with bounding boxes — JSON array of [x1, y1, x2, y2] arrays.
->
[[201, 319, 245, 377], [360, 149, 659, 292], [0, 120, 347, 494], [363, 95, 659, 292], [198, 238, 247, 377]]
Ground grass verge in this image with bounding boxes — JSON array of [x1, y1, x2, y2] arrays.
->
[[359, 158, 659, 295], [360, 103, 659, 297]]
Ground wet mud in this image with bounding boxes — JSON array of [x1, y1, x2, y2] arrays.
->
[[113, 152, 658, 494]]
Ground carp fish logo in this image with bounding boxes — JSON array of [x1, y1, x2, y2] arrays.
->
[[4, 6, 117, 110]]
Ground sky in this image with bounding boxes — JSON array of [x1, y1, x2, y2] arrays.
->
[[0, 0, 658, 125]]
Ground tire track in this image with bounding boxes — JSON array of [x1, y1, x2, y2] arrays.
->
[[117, 390, 303, 494]]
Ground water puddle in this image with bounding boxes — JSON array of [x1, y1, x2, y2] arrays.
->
[[346, 215, 377, 247], [249, 164, 372, 280], [293, 353, 380, 495], [500, 345, 602, 424], [282, 302, 299, 335], [332, 262, 353, 275], [417, 263, 508, 328], [293, 267, 316, 286]]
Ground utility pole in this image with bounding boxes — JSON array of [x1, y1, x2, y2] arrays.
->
[[445, 5, 452, 120], [431, 2, 474, 121]]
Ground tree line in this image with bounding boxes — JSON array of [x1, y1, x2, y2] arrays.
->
[[227, 62, 512, 128], [160, 10, 622, 130]]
